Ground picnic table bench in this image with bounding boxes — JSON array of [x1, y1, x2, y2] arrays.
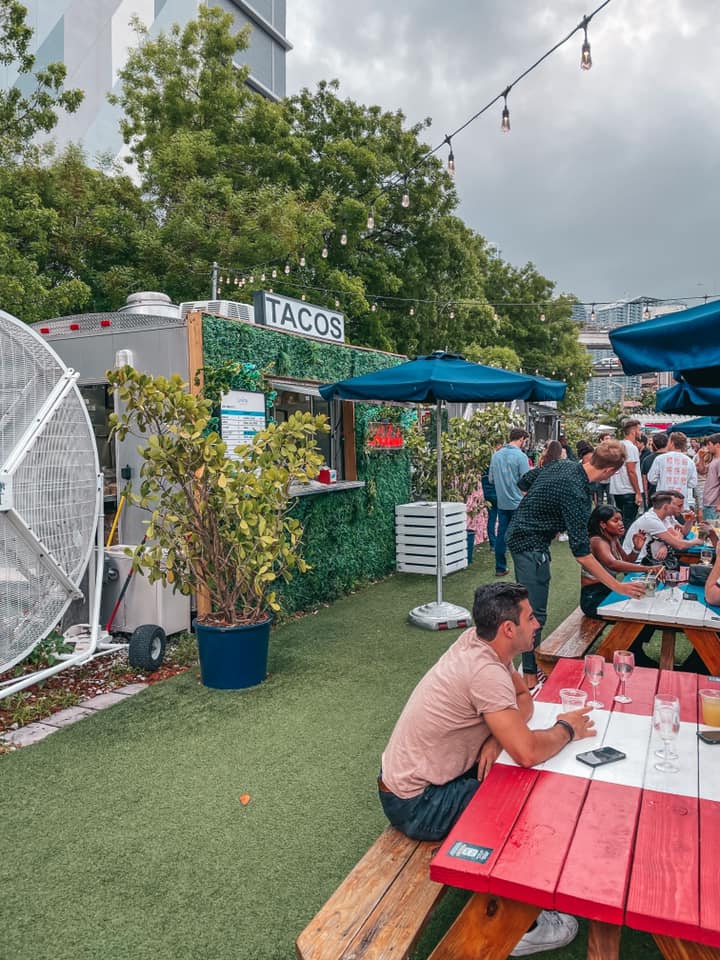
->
[[535, 607, 606, 673], [295, 826, 446, 960]]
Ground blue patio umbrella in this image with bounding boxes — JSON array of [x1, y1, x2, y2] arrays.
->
[[657, 381, 720, 418], [665, 417, 720, 437], [609, 299, 720, 376], [320, 352, 566, 629]]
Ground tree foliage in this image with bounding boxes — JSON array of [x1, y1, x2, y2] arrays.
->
[[0, 3, 593, 407], [0, 0, 83, 161]]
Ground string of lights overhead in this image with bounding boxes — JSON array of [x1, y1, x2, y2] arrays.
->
[[214, 262, 717, 319]]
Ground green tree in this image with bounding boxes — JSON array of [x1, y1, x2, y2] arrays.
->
[[0, 0, 83, 161]]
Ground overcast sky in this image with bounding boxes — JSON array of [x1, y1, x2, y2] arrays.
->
[[286, 0, 719, 310]]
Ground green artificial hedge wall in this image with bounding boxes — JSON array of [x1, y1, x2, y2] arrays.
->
[[201, 315, 411, 615]]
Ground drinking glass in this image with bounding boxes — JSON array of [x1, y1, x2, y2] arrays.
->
[[584, 653, 604, 708], [662, 570, 680, 602], [613, 650, 634, 703], [653, 695, 680, 773], [644, 574, 657, 596], [700, 547, 714, 566]]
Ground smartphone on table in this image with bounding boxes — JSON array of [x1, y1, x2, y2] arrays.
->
[[697, 730, 720, 744], [576, 746, 627, 767]]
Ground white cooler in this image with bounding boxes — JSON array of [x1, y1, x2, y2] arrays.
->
[[101, 545, 191, 636]]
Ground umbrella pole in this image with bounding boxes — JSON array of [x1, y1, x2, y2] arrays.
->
[[436, 400, 444, 605]]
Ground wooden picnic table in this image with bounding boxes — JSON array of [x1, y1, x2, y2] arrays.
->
[[428, 659, 720, 960], [594, 579, 720, 675]]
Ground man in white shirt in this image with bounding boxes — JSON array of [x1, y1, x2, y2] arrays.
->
[[609, 419, 642, 528], [647, 431, 698, 510], [622, 490, 703, 562]]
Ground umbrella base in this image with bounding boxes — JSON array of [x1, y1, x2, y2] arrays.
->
[[408, 601, 472, 631]]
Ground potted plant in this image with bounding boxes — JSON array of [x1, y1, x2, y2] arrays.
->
[[107, 366, 327, 689]]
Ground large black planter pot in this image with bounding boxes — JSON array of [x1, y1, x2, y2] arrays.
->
[[194, 616, 272, 690]]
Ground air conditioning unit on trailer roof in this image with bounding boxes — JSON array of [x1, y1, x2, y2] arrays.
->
[[180, 300, 254, 323]]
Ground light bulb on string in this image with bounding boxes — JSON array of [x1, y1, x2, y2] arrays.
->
[[284, 262, 291, 275], [249, 274, 254, 283], [367, 208, 375, 230], [334, 298, 340, 309], [449, 310, 455, 320], [260, 272, 266, 282], [580, 18, 592, 70], [501, 87, 511, 133], [401, 177, 410, 208], [301, 293, 306, 301], [445, 136, 455, 176], [371, 302, 377, 312], [590, 304, 597, 322], [271, 268, 277, 279], [321, 243, 328, 258], [643, 302, 650, 320], [340, 229, 348, 246], [299, 251, 306, 267], [409, 306, 415, 316], [540, 312, 546, 323]]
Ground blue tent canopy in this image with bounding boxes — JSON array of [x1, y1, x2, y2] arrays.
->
[[666, 417, 720, 438], [319, 351, 567, 404], [609, 299, 720, 376], [656, 380, 720, 416]]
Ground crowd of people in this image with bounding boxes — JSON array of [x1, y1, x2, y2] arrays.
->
[[377, 418, 720, 957]]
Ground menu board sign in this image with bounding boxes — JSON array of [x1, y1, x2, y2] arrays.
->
[[220, 390, 266, 459]]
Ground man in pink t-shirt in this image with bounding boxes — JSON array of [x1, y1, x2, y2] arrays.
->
[[378, 582, 595, 956], [379, 582, 594, 841]]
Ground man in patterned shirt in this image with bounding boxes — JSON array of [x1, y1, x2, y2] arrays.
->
[[506, 439, 646, 690], [647, 431, 698, 510]]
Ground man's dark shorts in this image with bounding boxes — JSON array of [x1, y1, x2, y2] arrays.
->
[[378, 765, 479, 841]]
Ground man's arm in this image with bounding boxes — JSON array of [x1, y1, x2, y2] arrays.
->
[[575, 553, 647, 597], [626, 450, 642, 504], [484, 704, 595, 768], [476, 671, 534, 780]]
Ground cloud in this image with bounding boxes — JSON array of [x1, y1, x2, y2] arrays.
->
[[287, 0, 720, 306]]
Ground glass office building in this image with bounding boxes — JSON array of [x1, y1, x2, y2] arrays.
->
[[1, 0, 290, 161]]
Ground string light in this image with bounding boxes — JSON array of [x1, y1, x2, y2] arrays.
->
[[271, 267, 277, 279], [580, 17, 593, 70], [540, 312, 546, 322], [284, 262, 291, 275], [321, 243, 329, 259], [590, 303, 597, 322], [334, 298, 340, 308], [340, 229, 348, 246], [367, 208, 375, 230], [445, 136, 455, 176], [401, 177, 410, 208], [643, 302, 650, 320], [501, 87, 511, 133], [260, 271, 266, 282], [371, 302, 377, 312], [409, 306, 415, 316], [449, 309, 455, 319], [249, 274, 254, 283], [301, 293, 306, 301], [299, 251, 306, 267]]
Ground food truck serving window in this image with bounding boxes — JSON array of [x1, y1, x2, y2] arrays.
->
[[271, 383, 345, 478]]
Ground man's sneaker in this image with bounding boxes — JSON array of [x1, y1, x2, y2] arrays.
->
[[494, 569, 509, 577], [526, 667, 547, 697], [510, 911, 579, 956]]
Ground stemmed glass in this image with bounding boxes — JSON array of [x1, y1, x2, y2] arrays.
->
[[662, 570, 680, 602], [700, 546, 714, 566], [584, 653, 604, 708], [653, 695, 680, 773], [613, 650, 634, 703]]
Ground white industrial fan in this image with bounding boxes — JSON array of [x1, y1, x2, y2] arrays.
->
[[0, 308, 164, 700]]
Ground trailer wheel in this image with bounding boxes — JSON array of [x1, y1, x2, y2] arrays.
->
[[128, 624, 166, 672]]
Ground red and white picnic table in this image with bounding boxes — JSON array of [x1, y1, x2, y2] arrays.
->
[[428, 659, 720, 960], [594, 578, 720, 675]]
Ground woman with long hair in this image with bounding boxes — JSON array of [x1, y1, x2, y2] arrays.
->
[[580, 505, 664, 617]]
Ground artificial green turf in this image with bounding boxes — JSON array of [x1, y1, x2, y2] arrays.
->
[[0, 541, 662, 960]]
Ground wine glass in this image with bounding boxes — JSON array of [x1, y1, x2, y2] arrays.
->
[[700, 546, 714, 566], [613, 650, 634, 703], [653, 695, 680, 773], [584, 653, 604, 708], [662, 570, 680, 602]]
